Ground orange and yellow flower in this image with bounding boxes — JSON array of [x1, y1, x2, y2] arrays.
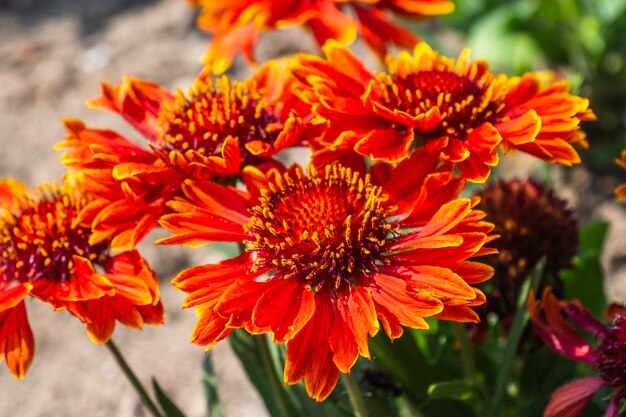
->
[[292, 41, 595, 182], [615, 150, 626, 202], [159, 155, 495, 400], [56, 61, 308, 250], [190, 0, 453, 74], [0, 178, 163, 379]]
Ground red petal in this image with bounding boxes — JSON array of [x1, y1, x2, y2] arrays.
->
[[529, 289, 597, 364], [191, 308, 233, 349], [253, 280, 315, 342], [0, 283, 29, 312], [354, 128, 414, 162], [284, 296, 339, 401], [368, 273, 443, 339], [103, 251, 159, 305], [496, 110, 541, 146], [544, 377, 604, 417], [0, 301, 34, 379], [82, 298, 116, 344], [29, 256, 115, 304]]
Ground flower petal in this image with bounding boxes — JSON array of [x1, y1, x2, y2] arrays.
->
[[0, 301, 34, 379], [544, 377, 604, 417]]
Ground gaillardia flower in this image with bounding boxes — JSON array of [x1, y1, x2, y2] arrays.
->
[[160, 158, 495, 401], [56, 61, 307, 250], [615, 150, 626, 202], [473, 178, 577, 334], [530, 288, 626, 417], [189, 0, 454, 74], [292, 41, 595, 182], [0, 178, 163, 379]]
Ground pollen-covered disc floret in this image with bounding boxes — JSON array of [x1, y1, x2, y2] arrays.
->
[[377, 68, 506, 141], [596, 314, 626, 388], [246, 165, 396, 291], [157, 76, 280, 165], [0, 183, 108, 285]]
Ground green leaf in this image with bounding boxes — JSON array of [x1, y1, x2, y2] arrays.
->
[[561, 222, 608, 316], [229, 331, 349, 417], [152, 378, 186, 417], [428, 380, 478, 400], [229, 331, 294, 417], [202, 352, 225, 417]]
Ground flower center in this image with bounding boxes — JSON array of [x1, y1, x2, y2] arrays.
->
[[377, 69, 506, 140], [0, 185, 109, 284], [157, 77, 281, 165], [596, 315, 626, 388], [245, 165, 396, 291]]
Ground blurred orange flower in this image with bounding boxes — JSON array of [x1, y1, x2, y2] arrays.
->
[[190, 0, 453, 74], [0, 178, 163, 379], [159, 156, 495, 400], [292, 41, 595, 182], [56, 61, 308, 250]]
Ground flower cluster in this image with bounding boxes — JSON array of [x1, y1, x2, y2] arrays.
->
[[0, 178, 163, 378], [22, 35, 597, 402], [3, 2, 614, 414]]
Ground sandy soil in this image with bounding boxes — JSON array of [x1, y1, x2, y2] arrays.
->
[[0, 1, 624, 416]]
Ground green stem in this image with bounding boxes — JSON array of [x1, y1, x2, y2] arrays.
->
[[489, 258, 545, 417], [253, 334, 296, 417], [106, 339, 164, 417], [341, 372, 370, 417], [451, 322, 478, 382]]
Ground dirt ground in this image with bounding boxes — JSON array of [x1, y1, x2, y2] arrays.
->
[[0, 1, 625, 416]]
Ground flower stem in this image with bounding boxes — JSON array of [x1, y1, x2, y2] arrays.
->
[[105, 339, 164, 417], [253, 334, 296, 417], [451, 322, 478, 382], [489, 258, 545, 417], [341, 372, 370, 417]]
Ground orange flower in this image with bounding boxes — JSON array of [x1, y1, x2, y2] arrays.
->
[[292, 41, 595, 182], [191, 0, 453, 74], [159, 156, 495, 401], [56, 61, 307, 250], [616, 150, 626, 202], [0, 178, 163, 379]]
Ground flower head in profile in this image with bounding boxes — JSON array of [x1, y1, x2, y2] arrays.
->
[[530, 288, 626, 417], [189, 0, 454, 74], [472, 178, 577, 335], [292, 41, 595, 182], [159, 155, 495, 401], [616, 150, 626, 202], [0, 178, 163, 379], [56, 61, 307, 250]]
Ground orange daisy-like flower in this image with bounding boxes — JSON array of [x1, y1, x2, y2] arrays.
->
[[0, 178, 163, 379], [56, 61, 306, 250], [159, 157, 495, 401], [292, 41, 595, 182], [190, 0, 453, 74], [615, 150, 626, 202]]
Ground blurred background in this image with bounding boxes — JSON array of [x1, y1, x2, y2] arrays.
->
[[0, 0, 625, 416]]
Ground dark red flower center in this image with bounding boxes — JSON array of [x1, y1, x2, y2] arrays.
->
[[157, 77, 281, 165], [376, 69, 506, 140], [0, 185, 109, 284], [596, 315, 626, 388], [245, 165, 396, 292]]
